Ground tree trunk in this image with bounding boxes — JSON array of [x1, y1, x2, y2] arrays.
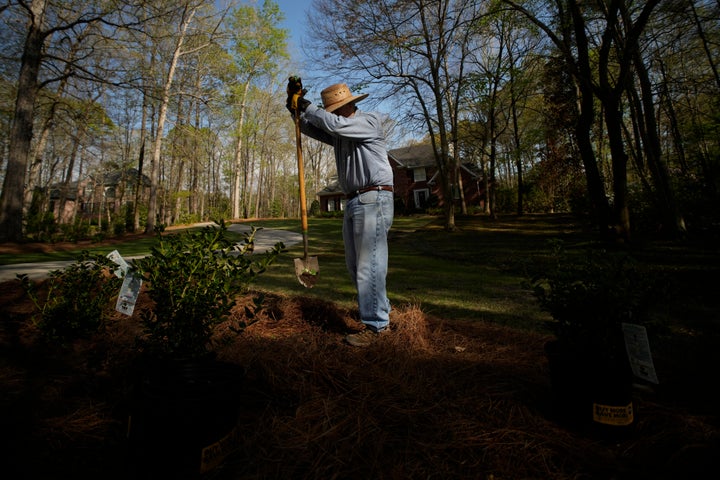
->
[[603, 97, 632, 241], [455, 154, 468, 216], [575, 93, 611, 234], [146, 4, 197, 233], [23, 99, 59, 217], [232, 81, 251, 220], [58, 124, 84, 224], [632, 51, 686, 236], [191, 78, 201, 218], [71, 150, 85, 225], [134, 89, 150, 232], [568, 1, 613, 238], [690, 0, 720, 91], [510, 73, 524, 215], [655, 52, 688, 174], [0, 0, 47, 242]]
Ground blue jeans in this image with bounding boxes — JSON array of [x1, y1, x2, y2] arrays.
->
[[343, 190, 394, 332]]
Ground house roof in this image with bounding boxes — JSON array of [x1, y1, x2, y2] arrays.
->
[[48, 168, 152, 200], [316, 179, 344, 197], [49, 182, 79, 201], [390, 143, 483, 179], [388, 144, 437, 168], [95, 168, 151, 187]]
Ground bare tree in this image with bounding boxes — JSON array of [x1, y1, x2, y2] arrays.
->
[[503, 0, 677, 240], [144, 0, 227, 232], [145, 2, 197, 232], [308, 0, 487, 231]]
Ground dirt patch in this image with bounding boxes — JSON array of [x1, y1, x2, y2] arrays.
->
[[1, 278, 719, 479]]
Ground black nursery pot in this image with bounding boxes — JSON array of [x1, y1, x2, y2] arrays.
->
[[545, 339, 635, 438], [126, 358, 245, 479]]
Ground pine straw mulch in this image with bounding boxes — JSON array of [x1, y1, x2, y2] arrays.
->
[[1, 280, 719, 480]]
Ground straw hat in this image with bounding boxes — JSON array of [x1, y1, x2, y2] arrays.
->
[[321, 83, 369, 113]]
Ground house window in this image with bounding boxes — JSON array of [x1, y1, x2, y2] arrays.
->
[[327, 198, 345, 212], [413, 167, 426, 182], [413, 188, 430, 209]]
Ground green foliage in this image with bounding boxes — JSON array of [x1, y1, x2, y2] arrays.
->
[[208, 206, 232, 222], [309, 200, 321, 217], [58, 219, 90, 243], [318, 210, 344, 218], [112, 217, 126, 236], [18, 252, 122, 346], [176, 212, 202, 225], [134, 203, 148, 231], [25, 210, 58, 242], [229, 0, 289, 77], [131, 220, 284, 359], [494, 186, 518, 213], [268, 199, 283, 218], [529, 240, 661, 355]]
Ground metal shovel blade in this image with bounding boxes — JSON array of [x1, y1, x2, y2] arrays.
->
[[294, 256, 319, 288]]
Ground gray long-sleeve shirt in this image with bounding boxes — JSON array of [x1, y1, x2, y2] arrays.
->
[[300, 104, 393, 194]]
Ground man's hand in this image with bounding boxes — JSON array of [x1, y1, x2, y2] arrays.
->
[[287, 76, 303, 97], [286, 76, 310, 114]]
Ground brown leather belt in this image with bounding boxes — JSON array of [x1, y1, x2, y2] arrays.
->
[[346, 185, 394, 200]]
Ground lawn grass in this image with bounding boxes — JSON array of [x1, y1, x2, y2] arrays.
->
[[240, 214, 600, 332], [0, 236, 161, 264], [0, 225, 250, 265], [3, 213, 717, 337]]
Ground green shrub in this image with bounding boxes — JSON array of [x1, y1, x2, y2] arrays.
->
[[529, 240, 661, 356], [309, 200, 321, 217], [319, 210, 344, 218], [131, 220, 284, 359], [25, 211, 57, 242], [18, 252, 123, 346]]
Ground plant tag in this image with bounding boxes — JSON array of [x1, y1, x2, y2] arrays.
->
[[116, 272, 142, 316], [107, 250, 129, 278], [593, 402, 634, 426], [622, 322, 659, 384]]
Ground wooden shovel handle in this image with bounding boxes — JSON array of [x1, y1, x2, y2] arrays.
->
[[294, 104, 309, 255]]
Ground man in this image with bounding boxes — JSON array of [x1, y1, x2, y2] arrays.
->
[[287, 78, 394, 347]]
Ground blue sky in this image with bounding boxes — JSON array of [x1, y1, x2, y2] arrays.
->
[[275, 0, 313, 56], [271, 0, 401, 134], [274, 0, 333, 99]]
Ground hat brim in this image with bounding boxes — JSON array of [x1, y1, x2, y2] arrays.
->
[[325, 93, 369, 113]]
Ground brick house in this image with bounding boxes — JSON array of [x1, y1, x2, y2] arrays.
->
[[48, 168, 151, 223], [316, 144, 484, 213], [316, 179, 345, 213]]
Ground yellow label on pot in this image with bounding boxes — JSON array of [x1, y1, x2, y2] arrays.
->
[[593, 402, 634, 426], [200, 426, 240, 473]]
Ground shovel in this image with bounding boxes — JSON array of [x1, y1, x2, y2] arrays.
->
[[292, 89, 319, 288]]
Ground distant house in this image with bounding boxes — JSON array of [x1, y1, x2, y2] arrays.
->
[[389, 144, 484, 213], [48, 168, 151, 223], [315, 144, 485, 213], [316, 178, 345, 213]]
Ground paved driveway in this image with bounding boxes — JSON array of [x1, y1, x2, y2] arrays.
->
[[0, 224, 301, 282]]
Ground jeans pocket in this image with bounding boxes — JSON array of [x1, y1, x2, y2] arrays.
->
[[358, 190, 379, 204]]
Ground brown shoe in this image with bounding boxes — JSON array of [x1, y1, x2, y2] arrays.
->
[[344, 329, 384, 347]]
